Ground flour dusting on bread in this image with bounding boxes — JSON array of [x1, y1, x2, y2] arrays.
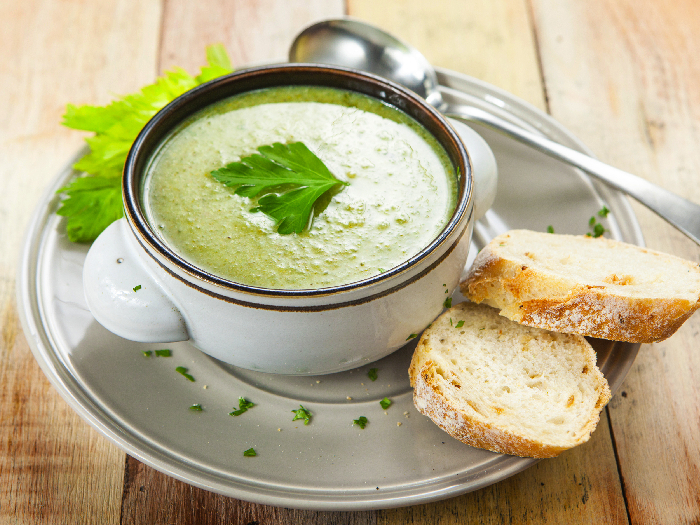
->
[[409, 302, 610, 458]]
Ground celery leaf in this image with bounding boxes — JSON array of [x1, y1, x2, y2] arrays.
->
[[57, 44, 233, 243]]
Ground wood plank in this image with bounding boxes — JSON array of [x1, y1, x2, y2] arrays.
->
[[159, 0, 346, 72], [347, 1, 628, 522], [378, 413, 626, 524], [0, 1, 163, 523], [120, 456, 376, 524], [531, 0, 700, 523], [119, 1, 361, 522], [348, 0, 547, 110]]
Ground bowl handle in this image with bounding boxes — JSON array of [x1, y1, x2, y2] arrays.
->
[[448, 118, 498, 220], [83, 218, 188, 343]]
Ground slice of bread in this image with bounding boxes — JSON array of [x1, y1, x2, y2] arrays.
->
[[461, 230, 700, 343], [409, 302, 611, 458]]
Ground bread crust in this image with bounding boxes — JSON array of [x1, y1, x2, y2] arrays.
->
[[461, 231, 700, 343]]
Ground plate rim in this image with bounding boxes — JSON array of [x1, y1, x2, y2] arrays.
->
[[16, 68, 642, 510]]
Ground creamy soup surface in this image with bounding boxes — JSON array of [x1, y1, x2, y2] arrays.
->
[[143, 86, 458, 289]]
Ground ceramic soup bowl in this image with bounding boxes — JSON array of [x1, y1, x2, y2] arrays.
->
[[82, 64, 497, 375]]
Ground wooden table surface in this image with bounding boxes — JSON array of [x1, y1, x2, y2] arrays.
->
[[2, 0, 700, 523]]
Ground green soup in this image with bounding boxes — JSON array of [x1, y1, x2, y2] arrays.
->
[[143, 86, 458, 290]]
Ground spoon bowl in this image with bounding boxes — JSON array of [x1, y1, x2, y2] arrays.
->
[[290, 19, 443, 108], [290, 18, 700, 246]]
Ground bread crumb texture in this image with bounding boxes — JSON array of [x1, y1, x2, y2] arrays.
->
[[461, 230, 700, 342], [409, 302, 611, 458]]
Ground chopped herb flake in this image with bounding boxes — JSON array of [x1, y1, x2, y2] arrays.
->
[[368, 368, 378, 381], [142, 350, 152, 358], [243, 448, 257, 457], [291, 405, 312, 425], [380, 397, 392, 410], [155, 349, 171, 357], [353, 416, 368, 429], [175, 366, 195, 382], [547, 225, 554, 233], [586, 211, 608, 238], [189, 403, 203, 411], [230, 397, 255, 416], [133, 285, 141, 291], [239, 398, 255, 410], [443, 297, 452, 309], [406, 333, 418, 341], [455, 320, 465, 328]]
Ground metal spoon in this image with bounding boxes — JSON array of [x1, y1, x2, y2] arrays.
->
[[289, 18, 700, 246]]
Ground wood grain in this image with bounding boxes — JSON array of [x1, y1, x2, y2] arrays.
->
[[117, 1, 359, 522], [0, 1, 162, 522], [159, 0, 346, 72], [348, 0, 547, 111], [378, 413, 626, 524], [120, 456, 376, 525], [532, 0, 700, 523], [5, 0, 700, 522], [349, 1, 628, 523]]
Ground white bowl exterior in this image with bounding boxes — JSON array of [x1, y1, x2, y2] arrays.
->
[[146, 222, 472, 374], [83, 208, 472, 375], [81, 65, 489, 375]]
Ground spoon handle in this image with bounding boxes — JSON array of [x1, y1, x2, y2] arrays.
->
[[444, 103, 700, 246]]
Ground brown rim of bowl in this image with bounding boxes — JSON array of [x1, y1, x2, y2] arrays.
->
[[123, 63, 472, 298]]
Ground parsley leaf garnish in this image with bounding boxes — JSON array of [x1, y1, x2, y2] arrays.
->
[[443, 297, 452, 309], [353, 416, 368, 429], [380, 397, 392, 410], [455, 320, 465, 329], [229, 397, 255, 416], [406, 333, 418, 341], [57, 44, 233, 243], [154, 349, 171, 357], [368, 368, 378, 381], [189, 403, 203, 411], [291, 405, 312, 425], [243, 447, 257, 457], [210, 142, 348, 234]]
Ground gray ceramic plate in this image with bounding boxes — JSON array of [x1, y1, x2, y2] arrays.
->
[[17, 68, 642, 511]]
